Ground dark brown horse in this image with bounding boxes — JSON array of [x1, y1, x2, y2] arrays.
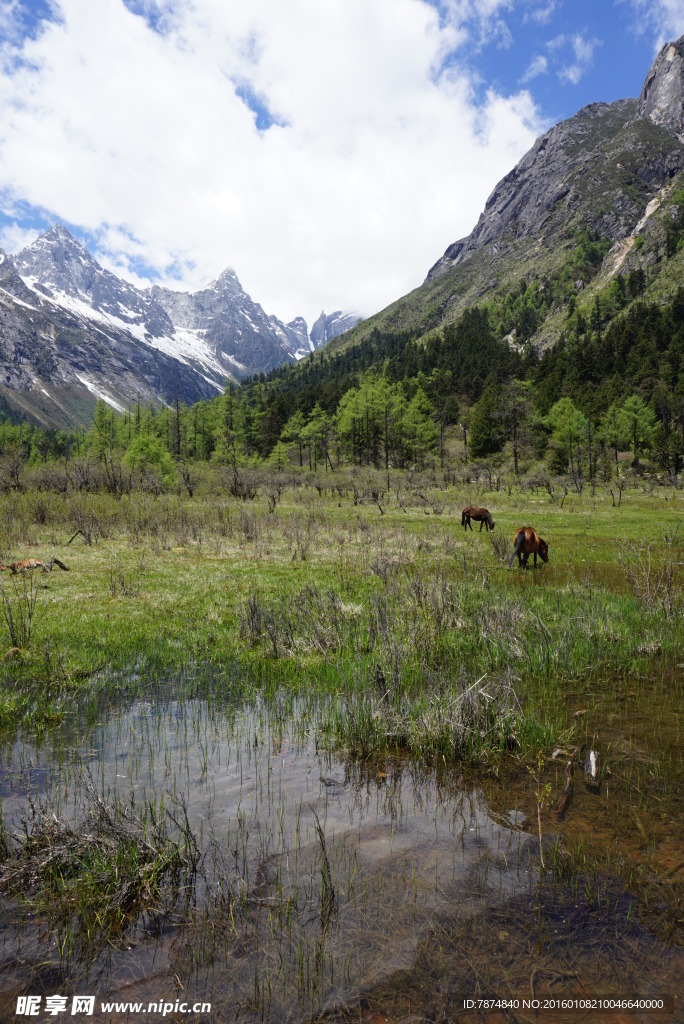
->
[[461, 506, 495, 532], [510, 527, 549, 568]]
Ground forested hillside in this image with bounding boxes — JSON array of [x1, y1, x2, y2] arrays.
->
[[1, 243, 682, 491]]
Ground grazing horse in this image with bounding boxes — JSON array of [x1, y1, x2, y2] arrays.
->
[[461, 506, 495, 532], [509, 527, 549, 568]]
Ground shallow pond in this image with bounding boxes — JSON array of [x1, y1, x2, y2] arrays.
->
[[0, 682, 680, 1023]]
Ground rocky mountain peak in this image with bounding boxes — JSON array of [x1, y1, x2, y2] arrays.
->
[[637, 34, 684, 138], [310, 310, 360, 347], [426, 36, 684, 284], [210, 267, 242, 294], [287, 316, 308, 335], [13, 223, 104, 302], [43, 223, 79, 243], [19, 224, 92, 266]]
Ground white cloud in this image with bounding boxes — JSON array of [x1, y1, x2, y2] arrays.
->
[[0, 220, 37, 254], [523, 1, 560, 25], [550, 31, 600, 86], [557, 63, 581, 85], [0, 0, 544, 327], [0, 1, 20, 39], [626, 1, 684, 49], [439, 0, 514, 49], [521, 54, 548, 82]]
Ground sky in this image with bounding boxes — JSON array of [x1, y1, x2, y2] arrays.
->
[[0, 1, 683, 330]]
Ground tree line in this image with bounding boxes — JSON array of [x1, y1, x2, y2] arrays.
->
[[0, 269, 682, 490]]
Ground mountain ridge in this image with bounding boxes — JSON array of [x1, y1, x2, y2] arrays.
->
[[318, 35, 684, 359], [0, 226, 359, 426]]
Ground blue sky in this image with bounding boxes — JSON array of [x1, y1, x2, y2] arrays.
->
[[461, 0, 664, 120], [0, 0, 682, 326]]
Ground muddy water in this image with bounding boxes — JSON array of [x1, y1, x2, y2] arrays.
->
[[0, 690, 680, 1023]]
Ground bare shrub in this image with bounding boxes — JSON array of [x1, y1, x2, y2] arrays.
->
[[237, 509, 260, 542], [215, 502, 234, 538], [70, 458, 100, 493], [0, 574, 40, 649], [489, 532, 511, 562], [610, 477, 627, 507], [284, 515, 314, 560], [124, 493, 157, 544], [415, 490, 444, 514], [100, 452, 132, 497], [68, 506, 103, 546], [28, 492, 52, 525], [108, 555, 140, 598], [264, 474, 287, 513], [228, 467, 259, 501], [30, 464, 71, 495], [618, 540, 678, 617]]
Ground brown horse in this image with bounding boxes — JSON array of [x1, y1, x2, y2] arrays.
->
[[509, 527, 549, 568], [461, 506, 495, 532]]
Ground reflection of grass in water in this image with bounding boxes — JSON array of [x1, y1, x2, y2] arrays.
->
[[321, 880, 680, 1024], [0, 776, 200, 972], [0, 682, 680, 1018]]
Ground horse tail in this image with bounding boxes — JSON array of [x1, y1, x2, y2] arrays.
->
[[509, 531, 523, 566]]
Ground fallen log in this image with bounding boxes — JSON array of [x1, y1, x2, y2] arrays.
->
[[553, 747, 578, 817], [1, 557, 70, 574]]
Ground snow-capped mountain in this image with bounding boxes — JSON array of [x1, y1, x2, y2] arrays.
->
[[310, 310, 360, 347], [0, 227, 359, 426], [149, 269, 314, 377]]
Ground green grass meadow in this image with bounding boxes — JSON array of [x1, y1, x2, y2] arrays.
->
[[0, 475, 680, 764]]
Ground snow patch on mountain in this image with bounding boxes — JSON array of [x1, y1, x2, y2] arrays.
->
[[0, 226, 358, 425], [18, 274, 229, 386], [74, 374, 127, 413]]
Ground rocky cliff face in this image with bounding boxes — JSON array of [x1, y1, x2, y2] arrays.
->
[[0, 237, 218, 419], [427, 36, 684, 283], [149, 268, 311, 378], [0, 228, 357, 425], [12, 226, 174, 339], [637, 36, 684, 138], [310, 310, 361, 348]]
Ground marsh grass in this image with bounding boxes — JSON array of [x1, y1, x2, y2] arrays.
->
[[0, 473, 680, 765], [0, 776, 200, 967], [0, 461, 680, 1019], [107, 552, 140, 597], [325, 668, 537, 761]]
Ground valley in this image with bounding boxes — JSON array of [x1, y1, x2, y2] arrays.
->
[[0, 27, 682, 1024]]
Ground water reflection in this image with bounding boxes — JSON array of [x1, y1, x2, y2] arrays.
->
[[0, 690, 679, 1023]]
